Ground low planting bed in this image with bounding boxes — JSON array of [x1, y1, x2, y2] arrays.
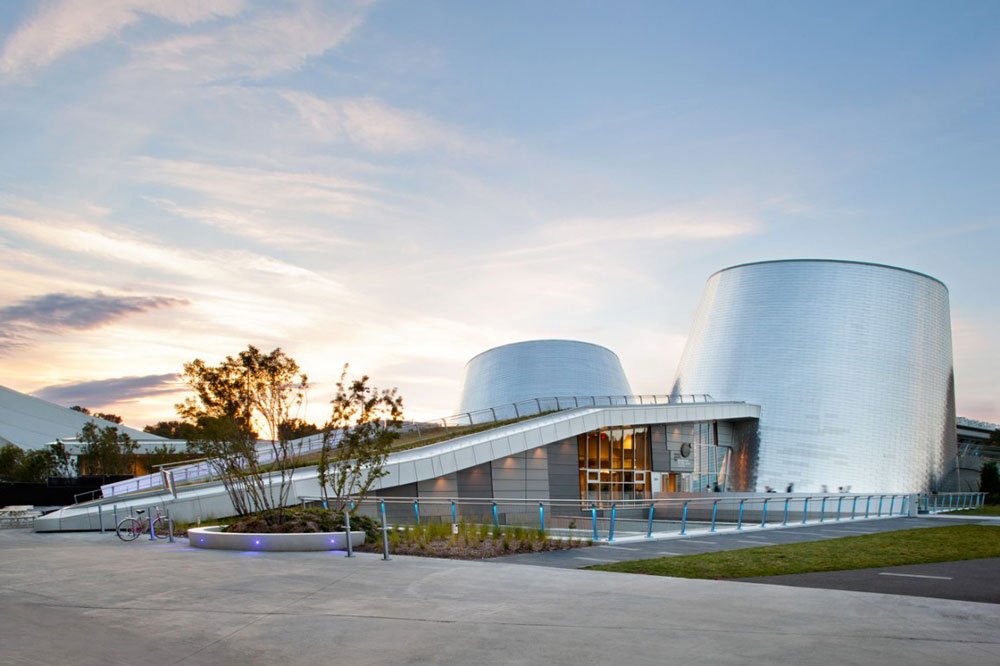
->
[[356, 521, 592, 559], [184, 507, 379, 552]]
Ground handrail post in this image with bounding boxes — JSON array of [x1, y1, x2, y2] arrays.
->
[[888, 495, 895, 516], [836, 496, 843, 521], [538, 502, 545, 531], [782, 498, 789, 526], [646, 504, 655, 538], [451, 500, 457, 525], [680, 501, 688, 535], [710, 499, 718, 532], [380, 500, 391, 561], [760, 498, 768, 528], [819, 497, 826, 523], [737, 499, 745, 530], [608, 504, 617, 542], [98, 504, 104, 534], [492, 501, 499, 529], [113, 504, 118, 529], [148, 506, 156, 540], [167, 508, 174, 543], [865, 495, 871, 518], [591, 504, 598, 542], [344, 504, 353, 557], [802, 497, 809, 524], [877, 495, 884, 517], [413, 499, 420, 524]]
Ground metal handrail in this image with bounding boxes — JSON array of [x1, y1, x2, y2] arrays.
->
[[99, 393, 716, 498]]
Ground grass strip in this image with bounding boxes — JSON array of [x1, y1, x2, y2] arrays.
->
[[588, 525, 1000, 579], [951, 504, 1000, 516]]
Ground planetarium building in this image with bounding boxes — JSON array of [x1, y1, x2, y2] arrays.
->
[[672, 260, 955, 493]]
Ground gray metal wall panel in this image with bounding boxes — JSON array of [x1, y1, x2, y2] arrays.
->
[[673, 259, 954, 492], [546, 437, 581, 505], [490, 449, 551, 499]]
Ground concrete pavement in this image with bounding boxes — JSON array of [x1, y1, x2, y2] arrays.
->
[[2, 528, 999, 665]]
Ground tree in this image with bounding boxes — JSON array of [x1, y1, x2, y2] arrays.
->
[[317, 366, 404, 512], [178, 345, 308, 520], [77, 422, 138, 475], [0, 444, 24, 481], [144, 420, 203, 443], [980, 461, 1000, 498], [70, 406, 124, 424], [278, 418, 322, 441]]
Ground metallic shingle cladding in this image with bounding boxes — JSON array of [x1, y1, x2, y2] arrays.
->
[[672, 260, 955, 492], [457, 340, 633, 414]]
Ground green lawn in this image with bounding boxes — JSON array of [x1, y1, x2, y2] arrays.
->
[[589, 525, 1000, 579], [951, 504, 1000, 516]]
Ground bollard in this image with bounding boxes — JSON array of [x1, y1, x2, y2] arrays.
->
[[608, 504, 617, 542], [492, 502, 499, 529], [113, 504, 118, 530], [451, 500, 457, 525], [680, 501, 688, 535], [344, 505, 353, 558], [591, 504, 598, 542], [836, 496, 843, 521], [782, 498, 789, 526], [646, 504, 655, 538], [737, 499, 745, 530], [802, 497, 809, 524], [761, 498, 769, 528], [710, 500, 718, 532], [98, 504, 104, 534], [380, 500, 391, 561], [851, 496, 858, 519], [148, 506, 156, 540], [819, 497, 826, 523], [538, 502, 545, 531], [877, 495, 884, 517], [413, 500, 420, 524]]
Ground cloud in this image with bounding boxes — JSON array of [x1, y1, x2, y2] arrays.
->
[[130, 0, 371, 83], [0, 0, 245, 80], [280, 92, 478, 154], [33, 373, 181, 407], [0, 291, 187, 351]]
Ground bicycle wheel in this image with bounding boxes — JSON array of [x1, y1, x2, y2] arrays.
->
[[152, 516, 169, 539], [117, 517, 142, 542]]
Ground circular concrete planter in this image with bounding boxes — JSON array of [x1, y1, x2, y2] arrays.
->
[[188, 526, 366, 551]]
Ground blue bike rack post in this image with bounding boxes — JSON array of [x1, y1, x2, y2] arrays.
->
[[710, 500, 718, 532], [591, 504, 598, 542], [836, 496, 843, 521], [877, 495, 884, 517], [379, 500, 390, 561], [737, 499, 745, 530], [491, 502, 499, 529], [819, 497, 826, 523], [646, 504, 655, 538], [782, 498, 789, 526], [413, 499, 420, 524], [760, 498, 769, 528], [801, 497, 809, 524], [538, 502, 545, 531], [864, 496, 871, 518], [680, 501, 688, 535], [608, 504, 617, 542], [451, 500, 457, 525]]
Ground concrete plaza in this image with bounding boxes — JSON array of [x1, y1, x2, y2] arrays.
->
[[2, 529, 998, 665]]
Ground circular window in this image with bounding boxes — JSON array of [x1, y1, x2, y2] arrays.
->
[[680, 442, 692, 458]]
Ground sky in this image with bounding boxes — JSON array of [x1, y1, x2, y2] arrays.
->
[[0, 0, 997, 429]]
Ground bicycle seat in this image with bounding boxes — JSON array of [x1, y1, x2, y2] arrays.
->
[[136, 509, 146, 515]]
